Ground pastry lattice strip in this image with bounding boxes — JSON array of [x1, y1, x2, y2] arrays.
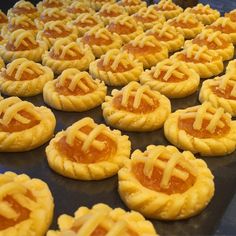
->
[[75, 14, 98, 24], [44, 21, 69, 34], [151, 23, 176, 39], [213, 17, 236, 28], [112, 15, 135, 28], [10, 16, 34, 27], [136, 6, 158, 19], [70, 1, 89, 9], [42, 8, 64, 18], [157, 0, 175, 9], [217, 73, 236, 97], [14, 0, 34, 10], [192, 3, 212, 13], [123, 0, 141, 4], [100, 3, 124, 14], [131, 35, 159, 48], [175, 13, 197, 24], [86, 27, 111, 40], [198, 29, 226, 46], [184, 44, 213, 61]]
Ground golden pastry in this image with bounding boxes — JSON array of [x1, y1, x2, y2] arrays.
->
[[42, 38, 95, 74], [46, 117, 131, 180], [226, 59, 236, 73], [107, 15, 143, 44], [122, 34, 168, 69], [170, 44, 224, 79], [37, 20, 77, 48], [89, 49, 143, 86], [102, 81, 171, 132], [0, 29, 47, 63], [66, 1, 94, 19], [184, 29, 234, 61], [0, 56, 4, 70], [90, 0, 116, 11], [0, 58, 53, 97], [118, 145, 214, 220], [146, 23, 184, 53], [43, 68, 107, 111], [37, 0, 65, 13], [118, 0, 147, 15], [153, 0, 183, 20], [185, 3, 220, 25], [133, 5, 166, 31], [0, 10, 8, 29], [0, 97, 56, 152], [225, 9, 236, 23], [0, 171, 54, 236], [47, 203, 157, 236], [79, 26, 122, 58], [164, 102, 236, 156], [140, 59, 200, 98]]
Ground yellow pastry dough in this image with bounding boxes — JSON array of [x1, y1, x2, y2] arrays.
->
[[122, 34, 168, 69], [42, 38, 95, 74], [0, 58, 53, 97], [66, 2, 94, 19], [37, 0, 65, 13], [90, 0, 116, 11], [89, 49, 143, 86], [140, 59, 200, 98], [185, 3, 220, 25], [146, 23, 184, 53], [184, 29, 234, 61], [133, 5, 166, 31], [0, 29, 48, 63], [118, 145, 214, 220], [170, 44, 224, 79], [0, 10, 8, 29], [47, 203, 158, 236], [0, 97, 56, 152], [225, 9, 236, 23], [118, 0, 147, 15], [0, 171, 54, 236], [102, 81, 171, 132], [167, 12, 204, 39], [164, 102, 236, 156], [79, 26, 122, 58], [43, 68, 107, 111], [107, 15, 143, 44], [226, 59, 236, 74], [154, 0, 183, 20], [46, 117, 131, 180]]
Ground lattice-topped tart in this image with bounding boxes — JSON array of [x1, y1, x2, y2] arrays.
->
[[0, 97, 56, 152], [164, 102, 236, 156], [90, 0, 116, 11], [153, 0, 183, 20], [122, 34, 168, 69], [133, 5, 166, 30], [170, 44, 224, 79], [185, 3, 220, 25], [66, 2, 94, 19], [43, 68, 107, 111], [118, 0, 147, 15], [140, 59, 200, 98], [225, 9, 236, 23], [146, 23, 184, 52], [118, 145, 214, 220], [37, 0, 65, 13], [0, 10, 8, 29], [0, 58, 53, 97], [46, 117, 131, 180], [89, 49, 143, 86], [185, 29, 234, 61], [79, 26, 122, 58], [47, 203, 158, 236], [102, 81, 171, 132], [107, 15, 143, 44], [42, 38, 95, 74], [0, 171, 54, 236], [0, 29, 47, 63]]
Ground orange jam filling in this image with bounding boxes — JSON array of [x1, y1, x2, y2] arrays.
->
[[123, 43, 161, 56], [81, 34, 112, 46], [192, 37, 229, 49], [211, 84, 236, 100], [71, 225, 108, 236], [0, 14, 7, 24], [153, 70, 188, 83], [55, 78, 96, 96], [132, 162, 196, 194], [100, 10, 120, 17], [67, 7, 89, 14], [147, 32, 174, 41], [43, 2, 63, 8], [75, 19, 97, 27], [56, 126, 117, 164], [113, 94, 159, 114], [177, 53, 212, 63], [2, 69, 41, 81], [43, 27, 72, 38], [50, 49, 83, 60], [40, 14, 66, 23], [178, 117, 230, 138], [107, 22, 136, 34], [170, 20, 199, 29], [207, 25, 236, 34], [8, 22, 37, 32], [6, 39, 38, 51], [134, 15, 157, 23], [225, 13, 236, 22], [12, 7, 37, 15], [98, 59, 133, 73]]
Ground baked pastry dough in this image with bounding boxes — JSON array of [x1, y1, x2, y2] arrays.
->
[[0, 57, 4, 70], [170, 44, 224, 79], [90, 0, 116, 11], [107, 15, 143, 44], [118, 145, 214, 220], [154, 0, 183, 20], [146, 23, 184, 53], [164, 102, 236, 156], [0, 171, 54, 236], [122, 34, 168, 69], [0, 10, 8, 29], [37, 0, 65, 13], [102, 81, 171, 132], [43, 68, 107, 111], [0, 58, 53, 97], [226, 59, 236, 74], [37, 20, 77, 48], [47, 203, 157, 236], [118, 0, 147, 15], [0, 96, 56, 152], [184, 29, 234, 61], [42, 38, 95, 74], [185, 3, 220, 25], [225, 9, 236, 23], [0, 29, 48, 63], [140, 59, 200, 98], [46, 117, 131, 180], [79, 26, 122, 58], [89, 49, 143, 86], [133, 5, 166, 31], [66, 2, 94, 19]]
